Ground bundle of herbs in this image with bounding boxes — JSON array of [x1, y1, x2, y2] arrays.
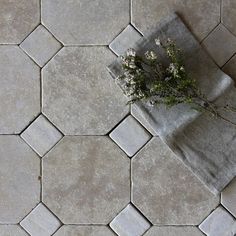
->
[[117, 38, 236, 126]]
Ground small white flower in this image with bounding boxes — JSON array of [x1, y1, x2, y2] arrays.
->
[[155, 38, 161, 46], [126, 48, 136, 57], [145, 51, 157, 60]]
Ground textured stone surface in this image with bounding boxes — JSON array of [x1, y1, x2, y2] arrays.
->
[[132, 138, 219, 225], [131, 0, 220, 41], [109, 25, 142, 56], [222, 0, 236, 37], [223, 55, 236, 83], [144, 226, 204, 236], [202, 24, 236, 67], [43, 136, 130, 224], [0, 46, 40, 134], [199, 206, 236, 236], [42, 0, 129, 45], [54, 226, 115, 236], [222, 178, 236, 218], [0, 225, 28, 236], [20, 203, 61, 236], [21, 115, 63, 157], [0, 136, 40, 223], [110, 204, 151, 236], [110, 115, 151, 157], [20, 25, 62, 67], [0, 0, 40, 43], [42, 47, 128, 135]]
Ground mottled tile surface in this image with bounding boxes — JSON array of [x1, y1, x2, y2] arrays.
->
[[0, 136, 40, 223], [0, 0, 40, 43], [0, 46, 40, 134], [43, 136, 130, 224], [42, 47, 128, 135], [41, 0, 129, 45], [223, 55, 236, 83], [132, 138, 219, 225], [54, 226, 115, 236], [0, 225, 28, 236], [131, 0, 220, 41]]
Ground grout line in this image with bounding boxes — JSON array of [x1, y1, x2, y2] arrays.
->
[[221, 52, 236, 69], [221, 22, 236, 38], [40, 68, 42, 113], [200, 22, 221, 43], [220, 0, 222, 23], [130, 0, 132, 24]]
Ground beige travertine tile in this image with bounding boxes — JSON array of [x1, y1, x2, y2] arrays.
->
[[54, 226, 115, 236], [41, 0, 129, 45], [0, 225, 28, 236], [43, 136, 130, 224], [42, 47, 129, 135], [0, 46, 40, 134], [223, 54, 236, 83], [144, 226, 204, 236], [0, 136, 40, 223], [0, 0, 40, 44], [132, 137, 219, 225], [131, 0, 220, 41], [202, 24, 236, 67]]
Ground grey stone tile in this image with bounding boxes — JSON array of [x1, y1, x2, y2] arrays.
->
[[43, 136, 130, 224], [0, 225, 28, 236], [110, 204, 151, 236], [21, 115, 63, 157], [131, 0, 220, 41], [144, 226, 204, 236], [109, 25, 142, 56], [222, 178, 236, 218], [222, 0, 236, 37], [199, 206, 236, 236], [131, 104, 158, 136], [132, 137, 219, 225], [110, 115, 151, 157], [54, 226, 115, 236], [20, 203, 61, 236], [0, 136, 40, 223], [41, 0, 129, 45], [202, 24, 236, 67], [0, 46, 40, 134], [42, 47, 129, 135], [223, 54, 236, 83], [0, 0, 40, 44], [20, 25, 62, 67]]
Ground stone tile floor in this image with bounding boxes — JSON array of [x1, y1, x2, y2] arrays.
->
[[0, 0, 236, 235]]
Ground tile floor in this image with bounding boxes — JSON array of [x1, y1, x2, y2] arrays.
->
[[0, 0, 236, 235]]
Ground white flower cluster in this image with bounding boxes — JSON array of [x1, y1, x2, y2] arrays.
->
[[145, 50, 157, 60]]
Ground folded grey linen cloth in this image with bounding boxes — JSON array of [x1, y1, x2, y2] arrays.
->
[[108, 13, 236, 195]]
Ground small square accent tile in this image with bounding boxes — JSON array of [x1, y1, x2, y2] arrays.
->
[[20, 25, 62, 67], [109, 115, 151, 157], [222, 177, 236, 218], [20, 203, 61, 236], [202, 24, 236, 67], [21, 115, 63, 157], [109, 25, 142, 56], [110, 204, 151, 236], [199, 206, 236, 236]]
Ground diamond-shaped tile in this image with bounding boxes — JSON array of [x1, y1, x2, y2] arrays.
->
[[20, 25, 62, 67], [20, 203, 61, 236], [199, 206, 236, 236], [21, 115, 63, 157], [222, 178, 236, 218], [202, 24, 236, 67], [109, 115, 151, 157], [109, 25, 142, 56], [110, 204, 151, 236]]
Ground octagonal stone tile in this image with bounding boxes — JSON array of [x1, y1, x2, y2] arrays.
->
[[41, 0, 129, 45], [131, 0, 220, 41], [43, 136, 130, 224], [222, 0, 236, 37], [0, 225, 28, 236], [0, 46, 40, 134], [144, 226, 204, 236], [54, 226, 115, 236], [0, 0, 40, 44], [42, 47, 128, 135], [132, 137, 219, 225], [0, 136, 40, 223]]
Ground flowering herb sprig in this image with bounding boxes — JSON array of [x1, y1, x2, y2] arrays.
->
[[117, 38, 236, 126]]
